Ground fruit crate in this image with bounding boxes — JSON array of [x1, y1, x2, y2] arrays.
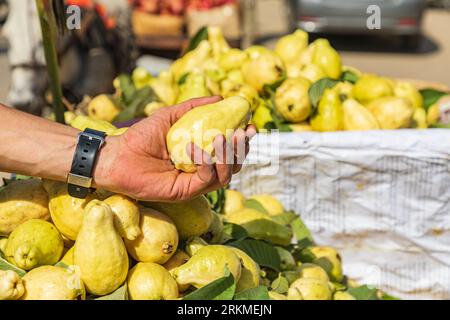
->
[[231, 129, 450, 300]]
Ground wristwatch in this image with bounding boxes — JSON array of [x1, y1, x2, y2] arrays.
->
[[67, 128, 106, 199]]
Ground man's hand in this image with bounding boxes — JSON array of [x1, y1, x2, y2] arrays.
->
[[95, 96, 257, 201]]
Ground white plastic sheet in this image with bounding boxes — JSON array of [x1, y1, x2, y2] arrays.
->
[[231, 129, 450, 299]]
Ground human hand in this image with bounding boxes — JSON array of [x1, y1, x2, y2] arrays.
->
[[94, 96, 257, 201]]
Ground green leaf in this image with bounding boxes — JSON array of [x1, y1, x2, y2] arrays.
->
[[221, 223, 248, 243], [380, 292, 400, 300], [291, 217, 314, 244], [430, 122, 450, 129], [114, 87, 158, 122], [206, 188, 226, 214], [272, 211, 298, 226], [262, 74, 287, 98], [183, 268, 236, 300], [234, 286, 270, 300], [95, 284, 128, 300], [54, 261, 69, 269], [340, 70, 359, 84], [347, 285, 379, 300], [117, 74, 137, 105], [332, 282, 347, 292], [419, 88, 449, 110], [229, 239, 281, 271], [0, 252, 26, 277], [241, 219, 293, 247], [177, 73, 190, 86], [281, 271, 301, 285], [184, 26, 209, 55], [244, 199, 269, 214], [270, 274, 289, 294], [309, 78, 340, 111]]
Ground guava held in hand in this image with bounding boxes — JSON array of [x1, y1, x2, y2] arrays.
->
[[167, 96, 252, 173]]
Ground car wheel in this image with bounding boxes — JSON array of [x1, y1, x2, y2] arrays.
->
[[400, 34, 421, 50]]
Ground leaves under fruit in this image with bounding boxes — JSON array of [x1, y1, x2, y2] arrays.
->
[[234, 286, 270, 300], [228, 239, 281, 271], [183, 267, 236, 300]]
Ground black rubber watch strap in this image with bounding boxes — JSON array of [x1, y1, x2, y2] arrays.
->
[[68, 129, 106, 199]]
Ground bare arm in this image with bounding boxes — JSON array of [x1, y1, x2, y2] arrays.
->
[[0, 97, 256, 201]]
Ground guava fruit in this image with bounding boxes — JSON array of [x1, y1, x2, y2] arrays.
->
[[127, 263, 178, 300], [172, 245, 242, 288], [219, 49, 247, 71], [74, 200, 129, 296], [275, 30, 308, 76], [147, 195, 213, 240], [427, 103, 441, 125], [311, 39, 342, 79], [125, 207, 178, 264], [353, 74, 394, 104], [132, 67, 153, 89], [224, 189, 246, 215], [163, 250, 191, 292], [275, 247, 296, 271], [185, 237, 208, 257], [150, 70, 178, 106], [252, 103, 273, 131], [170, 40, 212, 81], [166, 96, 251, 173], [163, 250, 190, 271], [42, 180, 98, 241], [144, 101, 166, 117], [87, 94, 120, 122], [0, 270, 24, 300], [176, 72, 211, 104], [242, 49, 285, 92], [297, 263, 329, 282], [0, 238, 7, 253], [250, 194, 285, 216], [297, 64, 326, 83], [208, 26, 231, 60], [202, 212, 224, 244], [342, 99, 380, 131], [0, 179, 50, 237], [275, 78, 311, 123], [289, 122, 313, 132], [21, 266, 85, 300], [289, 278, 333, 300], [394, 81, 423, 109], [5, 219, 63, 270], [333, 82, 354, 100], [60, 246, 74, 266], [70, 115, 118, 135], [333, 291, 356, 300], [367, 97, 413, 130], [225, 208, 272, 225], [310, 88, 344, 132], [230, 247, 261, 292], [104, 195, 141, 241], [309, 246, 343, 282], [223, 83, 260, 111], [269, 291, 287, 300], [412, 108, 428, 129]]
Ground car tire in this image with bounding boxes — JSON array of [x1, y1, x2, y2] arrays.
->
[[400, 34, 421, 50]]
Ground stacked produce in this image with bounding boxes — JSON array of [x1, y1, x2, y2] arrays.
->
[[0, 177, 390, 300], [67, 27, 448, 133]]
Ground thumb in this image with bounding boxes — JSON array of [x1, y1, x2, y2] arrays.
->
[[165, 96, 223, 125]]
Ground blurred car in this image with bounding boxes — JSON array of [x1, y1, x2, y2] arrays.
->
[[291, 0, 427, 47]]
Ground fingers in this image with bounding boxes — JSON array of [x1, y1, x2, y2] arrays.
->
[[232, 125, 257, 174], [213, 135, 233, 186], [187, 143, 216, 185], [166, 96, 223, 125]]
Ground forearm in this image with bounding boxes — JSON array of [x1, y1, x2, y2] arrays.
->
[[0, 104, 80, 181]]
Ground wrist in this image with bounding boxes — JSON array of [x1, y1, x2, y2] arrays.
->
[[92, 135, 120, 190]]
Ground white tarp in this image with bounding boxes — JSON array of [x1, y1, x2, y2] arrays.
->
[[231, 129, 450, 300]]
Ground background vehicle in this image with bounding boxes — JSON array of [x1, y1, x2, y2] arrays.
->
[[291, 0, 427, 48]]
